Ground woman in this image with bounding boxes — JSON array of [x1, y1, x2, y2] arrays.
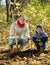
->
[[8, 15, 30, 49]]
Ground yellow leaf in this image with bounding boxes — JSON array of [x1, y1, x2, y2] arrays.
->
[[10, 2, 14, 5], [15, 3, 20, 6]]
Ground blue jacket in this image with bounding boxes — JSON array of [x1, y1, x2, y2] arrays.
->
[[32, 25, 48, 43], [33, 32, 48, 39]]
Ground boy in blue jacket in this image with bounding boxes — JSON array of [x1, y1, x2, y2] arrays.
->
[[32, 24, 48, 52]]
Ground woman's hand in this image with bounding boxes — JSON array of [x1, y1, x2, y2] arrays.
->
[[28, 37, 32, 40]]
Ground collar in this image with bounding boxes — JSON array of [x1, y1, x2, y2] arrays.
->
[[17, 20, 26, 28]]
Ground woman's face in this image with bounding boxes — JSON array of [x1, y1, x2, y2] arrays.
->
[[19, 17, 25, 24], [37, 28, 42, 33]]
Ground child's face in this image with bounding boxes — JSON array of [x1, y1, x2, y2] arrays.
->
[[37, 28, 42, 33], [19, 17, 25, 24]]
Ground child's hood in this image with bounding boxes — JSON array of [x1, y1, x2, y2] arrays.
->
[[33, 24, 48, 38], [36, 24, 44, 32]]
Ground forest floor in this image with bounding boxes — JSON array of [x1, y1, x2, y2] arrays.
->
[[0, 22, 50, 65], [0, 4, 50, 65]]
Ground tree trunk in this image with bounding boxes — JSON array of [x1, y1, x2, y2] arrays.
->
[[0, 0, 1, 6], [6, 0, 10, 22], [39, 0, 49, 3]]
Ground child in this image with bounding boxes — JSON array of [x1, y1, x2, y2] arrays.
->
[[32, 24, 48, 52], [8, 15, 30, 49]]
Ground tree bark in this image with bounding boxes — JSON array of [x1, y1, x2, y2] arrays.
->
[[6, 0, 10, 22], [0, 0, 2, 6]]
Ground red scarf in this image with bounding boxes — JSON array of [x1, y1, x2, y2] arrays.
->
[[17, 21, 26, 28]]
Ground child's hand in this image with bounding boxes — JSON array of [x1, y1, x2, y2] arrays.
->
[[36, 39, 39, 41], [38, 39, 41, 42], [36, 39, 41, 42]]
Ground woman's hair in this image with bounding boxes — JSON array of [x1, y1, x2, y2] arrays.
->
[[19, 15, 25, 18]]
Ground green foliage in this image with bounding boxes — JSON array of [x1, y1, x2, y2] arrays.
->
[[0, 11, 6, 23], [0, 0, 50, 25], [22, 0, 50, 25]]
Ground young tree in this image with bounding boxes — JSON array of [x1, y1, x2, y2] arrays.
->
[[39, 0, 50, 3], [6, 0, 10, 22], [0, 0, 2, 6], [6, 0, 30, 22]]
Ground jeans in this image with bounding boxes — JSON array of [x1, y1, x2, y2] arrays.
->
[[8, 38, 28, 48], [8, 38, 16, 48], [18, 38, 28, 48], [35, 42, 46, 50]]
